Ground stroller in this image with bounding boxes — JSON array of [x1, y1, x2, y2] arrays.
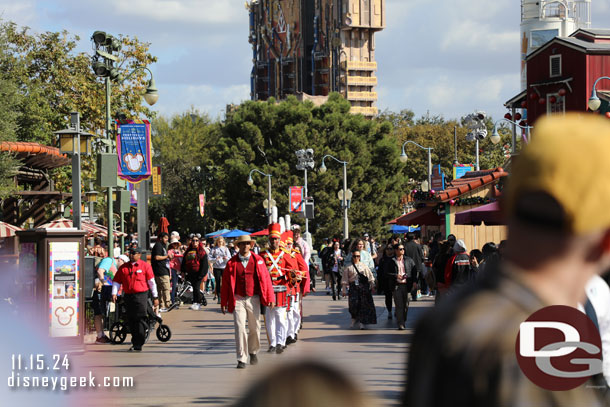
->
[[109, 295, 172, 344], [174, 274, 206, 306]]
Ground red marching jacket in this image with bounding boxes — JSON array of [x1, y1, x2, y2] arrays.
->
[[221, 252, 275, 313]]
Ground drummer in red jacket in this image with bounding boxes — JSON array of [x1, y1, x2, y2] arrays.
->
[[221, 234, 275, 369]]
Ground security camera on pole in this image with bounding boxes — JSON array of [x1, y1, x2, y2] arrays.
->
[[295, 149, 314, 245], [464, 111, 487, 171]]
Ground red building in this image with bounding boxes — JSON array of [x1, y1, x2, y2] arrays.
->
[[505, 29, 610, 124]]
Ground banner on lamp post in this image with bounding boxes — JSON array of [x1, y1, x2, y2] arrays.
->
[[116, 120, 152, 183], [152, 166, 162, 196], [199, 193, 205, 217], [128, 181, 137, 206], [289, 186, 303, 213]]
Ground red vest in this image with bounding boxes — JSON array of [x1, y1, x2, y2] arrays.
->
[[234, 256, 260, 297]]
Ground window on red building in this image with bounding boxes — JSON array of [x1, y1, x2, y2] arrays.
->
[[550, 55, 562, 78]]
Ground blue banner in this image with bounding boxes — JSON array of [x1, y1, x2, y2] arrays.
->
[[116, 120, 152, 183]]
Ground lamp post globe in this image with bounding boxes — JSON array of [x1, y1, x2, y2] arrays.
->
[[490, 130, 501, 145], [247, 176, 254, 186], [319, 162, 327, 173], [144, 79, 159, 106], [399, 152, 408, 163]]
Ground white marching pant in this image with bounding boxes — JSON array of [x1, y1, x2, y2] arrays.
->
[[287, 294, 301, 339], [265, 306, 288, 347]]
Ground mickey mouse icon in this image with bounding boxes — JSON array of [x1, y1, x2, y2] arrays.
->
[[55, 306, 75, 326]]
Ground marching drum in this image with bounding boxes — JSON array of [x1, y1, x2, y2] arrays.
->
[[272, 284, 288, 308]]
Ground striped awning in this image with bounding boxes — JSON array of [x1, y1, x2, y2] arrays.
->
[[40, 218, 127, 237], [0, 221, 23, 238]]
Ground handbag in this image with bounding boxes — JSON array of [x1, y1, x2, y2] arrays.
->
[[354, 265, 370, 287]]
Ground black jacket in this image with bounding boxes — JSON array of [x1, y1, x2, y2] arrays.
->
[[377, 255, 396, 294], [387, 256, 417, 291], [404, 241, 424, 275]]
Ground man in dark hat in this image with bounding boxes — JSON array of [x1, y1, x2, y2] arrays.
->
[[112, 247, 159, 351]]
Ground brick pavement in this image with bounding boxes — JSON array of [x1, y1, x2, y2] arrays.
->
[[75, 287, 434, 406]]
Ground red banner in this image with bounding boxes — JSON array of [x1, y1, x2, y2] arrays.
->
[[199, 193, 205, 217], [289, 186, 303, 213]]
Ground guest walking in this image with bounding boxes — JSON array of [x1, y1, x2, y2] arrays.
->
[[341, 249, 376, 329], [389, 243, 417, 330], [209, 236, 231, 304]]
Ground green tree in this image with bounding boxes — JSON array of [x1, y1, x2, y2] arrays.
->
[[208, 94, 408, 242], [148, 111, 220, 235]]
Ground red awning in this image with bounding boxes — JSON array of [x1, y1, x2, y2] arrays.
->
[[395, 207, 441, 226], [454, 202, 504, 226], [39, 218, 127, 237]]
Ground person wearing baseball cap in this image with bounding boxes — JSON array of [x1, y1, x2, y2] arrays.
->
[[406, 114, 610, 406], [112, 246, 158, 352]]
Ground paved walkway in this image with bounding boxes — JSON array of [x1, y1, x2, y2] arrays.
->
[[75, 286, 434, 406]]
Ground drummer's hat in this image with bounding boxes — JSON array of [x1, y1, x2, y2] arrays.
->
[[268, 223, 281, 239]]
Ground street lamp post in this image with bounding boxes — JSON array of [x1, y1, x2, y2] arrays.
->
[[588, 76, 610, 112], [320, 155, 349, 241], [400, 141, 433, 189], [247, 169, 273, 225], [92, 30, 158, 253], [491, 118, 533, 153], [55, 112, 94, 230], [464, 111, 487, 171], [295, 149, 315, 239]]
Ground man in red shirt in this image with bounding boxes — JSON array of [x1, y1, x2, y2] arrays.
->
[[221, 234, 274, 369], [112, 247, 159, 351], [260, 224, 297, 354]]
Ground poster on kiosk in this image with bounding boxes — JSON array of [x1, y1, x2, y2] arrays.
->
[[16, 229, 86, 347], [49, 241, 80, 337]]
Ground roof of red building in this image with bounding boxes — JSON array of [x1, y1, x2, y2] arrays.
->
[[436, 167, 508, 202], [0, 141, 70, 170]]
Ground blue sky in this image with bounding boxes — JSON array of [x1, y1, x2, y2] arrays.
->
[[1, 0, 610, 122]]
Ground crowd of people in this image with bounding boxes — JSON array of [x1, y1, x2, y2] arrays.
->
[[87, 113, 610, 404]]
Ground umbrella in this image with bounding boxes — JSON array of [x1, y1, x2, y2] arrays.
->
[[206, 228, 230, 237], [250, 228, 269, 236], [159, 217, 169, 234], [0, 221, 23, 238], [454, 202, 503, 226], [221, 229, 250, 238], [390, 224, 420, 233]]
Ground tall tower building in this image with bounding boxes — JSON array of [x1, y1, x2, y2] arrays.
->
[[520, 0, 591, 89], [248, 0, 385, 117]]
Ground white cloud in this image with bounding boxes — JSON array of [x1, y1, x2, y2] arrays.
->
[[440, 21, 518, 52], [0, 1, 37, 25]]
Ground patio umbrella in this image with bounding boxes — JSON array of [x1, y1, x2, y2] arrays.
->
[[221, 229, 250, 238], [390, 224, 420, 233], [250, 228, 269, 236], [454, 201, 503, 226], [0, 221, 23, 238], [206, 228, 230, 237]]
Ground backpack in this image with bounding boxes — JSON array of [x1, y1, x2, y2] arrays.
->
[[183, 248, 201, 273], [320, 247, 334, 271]]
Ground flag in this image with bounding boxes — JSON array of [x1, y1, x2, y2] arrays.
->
[[199, 193, 205, 217]]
